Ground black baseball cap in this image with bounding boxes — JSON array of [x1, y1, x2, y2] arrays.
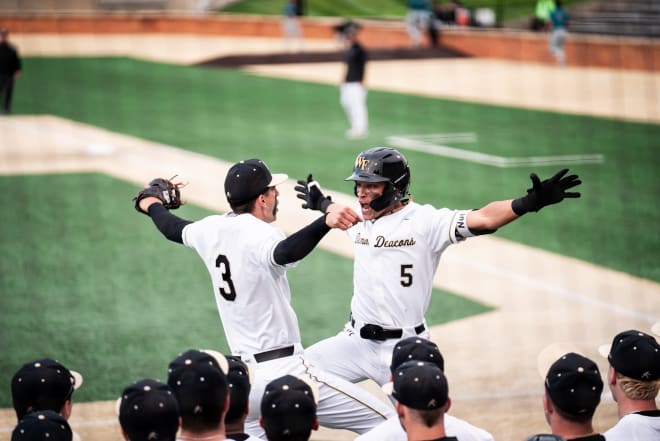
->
[[607, 330, 660, 381], [11, 359, 83, 420], [167, 349, 229, 419], [261, 375, 318, 437], [544, 352, 603, 417], [117, 379, 180, 441], [225, 355, 252, 423], [12, 410, 73, 441], [390, 337, 444, 372], [383, 360, 449, 410], [224, 159, 288, 206]]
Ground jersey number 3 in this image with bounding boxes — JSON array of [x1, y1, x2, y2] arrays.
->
[[215, 254, 237, 301]]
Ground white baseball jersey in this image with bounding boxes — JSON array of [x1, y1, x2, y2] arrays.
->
[[306, 201, 471, 385], [182, 212, 396, 437], [604, 411, 660, 440], [182, 212, 301, 358], [347, 201, 469, 328], [355, 412, 495, 441]]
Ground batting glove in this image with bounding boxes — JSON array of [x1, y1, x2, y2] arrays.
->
[[512, 168, 581, 215], [295, 174, 333, 213]]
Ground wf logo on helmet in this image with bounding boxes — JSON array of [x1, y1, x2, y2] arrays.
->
[[355, 156, 370, 170]]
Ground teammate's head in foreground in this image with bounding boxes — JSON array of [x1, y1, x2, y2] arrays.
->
[[383, 360, 451, 439], [12, 410, 73, 441], [11, 358, 83, 421], [260, 375, 319, 441], [542, 352, 603, 438], [604, 329, 660, 414], [117, 379, 180, 441], [225, 159, 288, 222], [346, 147, 411, 220], [224, 355, 253, 436], [167, 349, 230, 438]]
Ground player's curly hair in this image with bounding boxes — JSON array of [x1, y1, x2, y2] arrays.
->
[[616, 372, 660, 400]]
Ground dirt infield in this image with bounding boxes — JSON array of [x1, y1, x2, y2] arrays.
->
[[0, 33, 659, 441]]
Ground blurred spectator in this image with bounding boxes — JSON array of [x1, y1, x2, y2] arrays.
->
[[0, 28, 22, 114], [542, 352, 605, 441], [12, 410, 73, 441], [603, 330, 660, 440], [225, 356, 260, 441], [335, 21, 369, 139], [11, 358, 83, 422], [406, 0, 432, 47], [259, 375, 319, 441], [282, 0, 304, 52], [549, 0, 569, 66], [455, 1, 471, 26], [382, 360, 452, 441], [531, 0, 556, 31], [117, 379, 180, 441], [167, 349, 230, 440]]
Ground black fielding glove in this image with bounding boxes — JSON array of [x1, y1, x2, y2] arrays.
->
[[512, 168, 581, 215], [295, 174, 333, 213]]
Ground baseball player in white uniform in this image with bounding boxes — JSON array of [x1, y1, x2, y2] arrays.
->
[[296, 147, 582, 387], [356, 336, 494, 441], [135, 158, 395, 438]]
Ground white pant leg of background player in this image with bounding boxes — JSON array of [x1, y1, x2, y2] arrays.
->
[[243, 354, 395, 438], [340, 82, 368, 135]]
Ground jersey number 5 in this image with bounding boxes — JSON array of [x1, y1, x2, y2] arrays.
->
[[401, 264, 413, 287], [215, 254, 237, 301]]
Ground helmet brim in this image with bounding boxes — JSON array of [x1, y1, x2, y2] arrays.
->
[[345, 172, 390, 183]]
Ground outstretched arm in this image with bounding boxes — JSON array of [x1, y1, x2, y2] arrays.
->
[[467, 168, 581, 235]]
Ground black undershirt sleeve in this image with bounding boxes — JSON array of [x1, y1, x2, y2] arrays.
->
[[147, 203, 193, 244], [273, 215, 330, 265]]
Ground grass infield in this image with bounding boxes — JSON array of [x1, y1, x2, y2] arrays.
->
[[1, 56, 657, 405]]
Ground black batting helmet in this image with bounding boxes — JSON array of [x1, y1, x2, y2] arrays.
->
[[345, 147, 411, 211]]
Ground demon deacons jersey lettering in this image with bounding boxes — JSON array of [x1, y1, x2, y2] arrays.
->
[[346, 202, 470, 328], [182, 212, 302, 357]]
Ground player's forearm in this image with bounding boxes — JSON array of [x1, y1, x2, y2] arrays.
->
[[467, 199, 518, 233], [273, 215, 330, 265], [147, 203, 192, 244]]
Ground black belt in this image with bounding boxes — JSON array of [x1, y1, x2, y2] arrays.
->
[[351, 319, 425, 341], [253, 345, 295, 363]]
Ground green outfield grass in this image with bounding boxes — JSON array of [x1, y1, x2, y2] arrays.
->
[[1, 56, 658, 405], [220, 0, 590, 24]]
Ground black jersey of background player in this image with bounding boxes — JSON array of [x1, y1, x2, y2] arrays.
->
[[345, 42, 367, 83]]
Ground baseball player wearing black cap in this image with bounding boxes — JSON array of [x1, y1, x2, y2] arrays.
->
[[382, 360, 455, 441], [136, 159, 394, 438], [225, 356, 260, 441], [11, 358, 83, 422], [12, 410, 73, 441], [542, 352, 605, 441], [117, 379, 180, 441], [166, 349, 230, 440], [299, 148, 582, 389], [603, 329, 660, 440], [260, 375, 319, 441], [356, 337, 494, 441]]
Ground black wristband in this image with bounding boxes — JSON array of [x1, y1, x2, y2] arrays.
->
[[511, 197, 529, 216]]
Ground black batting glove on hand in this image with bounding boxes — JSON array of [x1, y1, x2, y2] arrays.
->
[[512, 168, 581, 215], [295, 174, 333, 213]]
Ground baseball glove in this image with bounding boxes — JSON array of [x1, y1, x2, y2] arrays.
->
[[133, 176, 184, 214]]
